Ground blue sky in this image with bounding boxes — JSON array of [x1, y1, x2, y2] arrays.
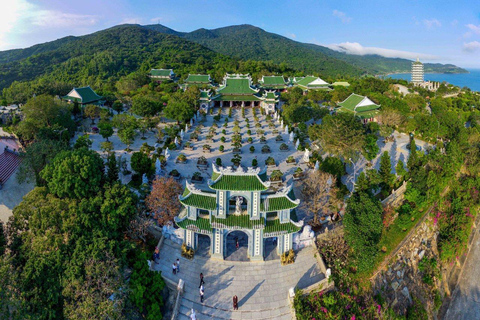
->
[[1, 0, 480, 67]]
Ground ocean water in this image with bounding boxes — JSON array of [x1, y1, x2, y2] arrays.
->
[[387, 69, 480, 92]]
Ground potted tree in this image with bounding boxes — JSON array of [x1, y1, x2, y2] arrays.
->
[[190, 132, 199, 141], [191, 171, 203, 183], [261, 145, 271, 154], [232, 141, 242, 154], [177, 154, 187, 163], [206, 134, 214, 142], [257, 129, 265, 136], [219, 145, 225, 152], [184, 142, 194, 151], [286, 155, 296, 165], [220, 136, 226, 143], [280, 143, 289, 151], [222, 129, 227, 135], [273, 128, 279, 135], [248, 137, 253, 144], [260, 136, 267, 143], [197, 156, 208, 168], [231, 154, 242, 167], [203, 144, 212, 153], [169, 169, 180, 179], [293, 167, 304, 180], [265, 156, 275, 167], [249, 146, 255, 153], [216, 158, 222, 166], [252, 158, 258, 168], [270, 170, 283, 183], [275, 134, 284, 142]]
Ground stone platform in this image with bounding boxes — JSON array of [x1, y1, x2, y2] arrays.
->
[[153, 238, 324, 320]]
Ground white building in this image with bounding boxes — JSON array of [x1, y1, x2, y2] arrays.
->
[[411, 58, 424, 84]]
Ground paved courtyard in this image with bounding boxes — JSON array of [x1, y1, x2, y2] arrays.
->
[[153, 238, 324, 320]]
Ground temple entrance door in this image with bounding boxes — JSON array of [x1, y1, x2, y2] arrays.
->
[[225, 230, 250, 261], [196, 234, 211, 257], [264, 237, 279, 261]]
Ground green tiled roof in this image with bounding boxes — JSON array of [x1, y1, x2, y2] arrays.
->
[[150, 69, 173, 77], [332, 81, 350, 87], [260, 76, 287, 88], [260, 191, 299, 211], [264, 92, 278, 100], [213, 95, 261, 101], [185, 74, 211, 83], [200, 91, 211, 99], [180, 193, 217, 211], [337, 94, 380, 119], [176, 217, 212, 233], [64, 86, 103, 104], [295, 76, 329, 88], [212, 215, 265, 229], [264, 219, 301, 236], [210, 174, 268, 191], [217, 77, 258, 95]]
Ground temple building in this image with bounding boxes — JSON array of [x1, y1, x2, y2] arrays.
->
[[175, 165, 302, 261], [200, 74, 279, 113], [258, 75, 288, 91], [411, 58, 424, 84], [336, 93, 380, 123], [62, 86, 104, 106], [293, 76, 331, 90], [150, 68, 175, 81], [183, 74, 213, 89]]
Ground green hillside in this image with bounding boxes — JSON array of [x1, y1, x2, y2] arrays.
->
[[145, 24, 467, 76], [0, 25, 292, 96]]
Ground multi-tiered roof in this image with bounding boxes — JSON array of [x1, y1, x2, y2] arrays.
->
[[258, 76, 288, 90], [337, 93, 380, 120], [213, 74, 261, 101], [294, 76, 330, 90], [184, 74, 212, 86], [62, 86, 104, 105]]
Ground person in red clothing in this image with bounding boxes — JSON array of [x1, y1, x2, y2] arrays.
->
[[233, 295, 238, 310]]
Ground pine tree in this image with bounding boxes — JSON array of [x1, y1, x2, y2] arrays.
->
[[395, 159, 407, 178], [379, 151, 394, 192], [106, 153, 119, 183], [407, 137, 418, 171]]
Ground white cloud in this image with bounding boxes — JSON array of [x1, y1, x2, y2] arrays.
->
[[32, 11, 98, 28], [466, 24, 480, 34], [120, 17, 142, 24], [332, 10, 351, 23], [463, 41, 480, 52], [0, 0, 33, 48], [286, 32, 296, 39], [423, 18, 441, 29], [325, 42, 439, 60]]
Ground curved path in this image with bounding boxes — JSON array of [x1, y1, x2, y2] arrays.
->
[[153, 239, 324, 320]]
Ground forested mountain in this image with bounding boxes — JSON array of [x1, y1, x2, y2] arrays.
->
[[0, 24, 289, 96], [145, 24, 467, 75]]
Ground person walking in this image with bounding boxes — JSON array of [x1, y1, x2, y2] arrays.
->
[[233, 295, 238, 310], [172, 262, 177, 275], [235, 237, 239, 250], [153, 247, 160, 265], [176, 258, 180, 273], [199, 273, 205, 288], [190, 309, 196, 320], [199, 285, 204, 303]]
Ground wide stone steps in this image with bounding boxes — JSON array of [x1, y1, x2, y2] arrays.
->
[[177, 297, 293, 320]]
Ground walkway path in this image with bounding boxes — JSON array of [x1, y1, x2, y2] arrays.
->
[[444, 228, 480, 320], [153, 239, 324, 320]]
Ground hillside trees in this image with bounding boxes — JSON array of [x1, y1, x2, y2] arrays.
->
[[145, 177, 182, 226]]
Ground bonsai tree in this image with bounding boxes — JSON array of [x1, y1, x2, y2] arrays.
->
[[228, 108, 232, 117], [276, 134, 283, 141], [257, 129, 265, 135], [232, 134, 242, 143], [190, 132, 199, 140], [247, 129, 252, 135], [219, 145, 225, 152], [294, 167, 303, 176], [273, 129, 279, 134], [255, 122, 261, 128], [270, 170, 283, 181], [192, 172, 202, 181], [249, 146, 255, 153], [206, 134, 214, 141], [203, 144, 211, 152], [280, 143, 289, 151], [252, 158, 258, 167], [233, 125, 241, 133], [265, 157, 275, 166], [260, 136, 267, 143], [248, 137, 253, 144], [220, 136, 226, 143], [170, 169, 180, 177], [287, 155, 295, 163], [216, 158, 222, 166], [231, 154, 242, 166], [197, 156, 207, 165], [232, 141, 242, 150], [184, 142, 192, 148], [223, 122, 228, 128], [234, 119, 240, 126], [209, 127, 216, 134], [246, 123, 250, 129], [262, 145, 271, 153], [177, 154, 187, 162], [222, 129, 227, 135]]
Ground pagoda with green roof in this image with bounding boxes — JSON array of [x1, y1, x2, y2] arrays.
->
[[62, 86, 104, 106], [149, 69, 175, 81], [258, 75, 288, 91], [175, 164, 302, 261], [293, 76, 331, 90], [183, 74, 213, 89], [337, 93, 380, 124], [209, 74, 279, 114]]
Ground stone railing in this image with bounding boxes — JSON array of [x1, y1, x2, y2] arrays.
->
[[381, 181, 407, 207]]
